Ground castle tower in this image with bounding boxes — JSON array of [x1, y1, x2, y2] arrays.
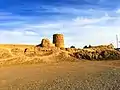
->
[[53, 34, 64, 48]]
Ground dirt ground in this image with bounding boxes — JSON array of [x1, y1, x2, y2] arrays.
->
[[0, 60, 120, 90], [0, 44, 120, 90]]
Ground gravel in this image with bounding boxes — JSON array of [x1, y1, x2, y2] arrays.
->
[[4, 68, 120, 90]]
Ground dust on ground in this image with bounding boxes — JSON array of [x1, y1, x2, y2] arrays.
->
[[0, 44, 120, 90], [0, 61, 119, 90]]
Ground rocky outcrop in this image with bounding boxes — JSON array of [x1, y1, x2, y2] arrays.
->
[[86, 44, 114, 49], [72, 49, 120, 60]]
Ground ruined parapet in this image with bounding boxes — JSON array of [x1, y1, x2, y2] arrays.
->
[[40, 38, 55, 48], [41, 38, 51, 47], [53, 34, 64, 48]]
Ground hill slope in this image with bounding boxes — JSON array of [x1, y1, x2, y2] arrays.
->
[[0, 44, 76, 66]]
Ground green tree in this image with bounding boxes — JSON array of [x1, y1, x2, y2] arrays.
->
[[83, 45, 88, 48], [70, 46, 75, 48]]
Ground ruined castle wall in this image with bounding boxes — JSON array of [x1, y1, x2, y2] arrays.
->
[[53, 34, 64, 48]]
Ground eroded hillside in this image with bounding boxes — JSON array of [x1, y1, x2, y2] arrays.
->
[[0, 44, 77, 66]]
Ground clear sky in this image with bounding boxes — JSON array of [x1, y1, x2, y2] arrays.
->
[[0, 0, 120, 48]]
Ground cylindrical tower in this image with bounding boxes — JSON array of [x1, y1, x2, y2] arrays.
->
[[53, 34, 64, 48]]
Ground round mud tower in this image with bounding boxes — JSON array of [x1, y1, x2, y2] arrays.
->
[[53, 34, 64, 48]]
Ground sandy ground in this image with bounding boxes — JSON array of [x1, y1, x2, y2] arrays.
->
[[0, 44, 120, 90], [0, 61, 120, 90]]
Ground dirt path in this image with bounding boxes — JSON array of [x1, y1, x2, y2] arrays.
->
[[0, 61, 119, 90]]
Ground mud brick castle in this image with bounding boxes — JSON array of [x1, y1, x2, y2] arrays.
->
[[38, 34, 64, 48]]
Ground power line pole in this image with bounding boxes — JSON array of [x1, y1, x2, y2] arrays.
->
[[116, 35, 119, 48]]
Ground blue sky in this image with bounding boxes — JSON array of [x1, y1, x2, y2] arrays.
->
[[0, 0, 120, 48]]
